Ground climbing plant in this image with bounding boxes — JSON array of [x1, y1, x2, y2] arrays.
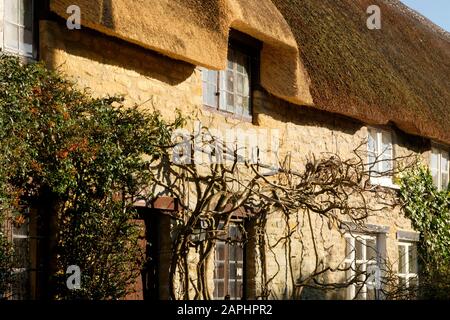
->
[[400, 164, 450, 299], [0, 55, 183, 299]]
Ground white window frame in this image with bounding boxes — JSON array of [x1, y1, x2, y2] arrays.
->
[[397, 241, 418, 289], [344, 233, 380, 300], [430, 146, 449, 191], [367, 127, 395, 188], [1, 0, 35, 58]]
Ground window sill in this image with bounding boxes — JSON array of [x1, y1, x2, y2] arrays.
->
[[0, 49, 36, 63], [369, 178, 400, 190], [202, 104, 253, 123]]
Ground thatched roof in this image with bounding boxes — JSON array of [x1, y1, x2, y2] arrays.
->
[[49, 0, 450, 144], [49, 0, 313, 106]]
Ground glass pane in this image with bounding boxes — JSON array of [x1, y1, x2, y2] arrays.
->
[[345, 238, 354, 258], [398, 245, 406, 274], [442, 173, 449, 190], [226, 71, 234, 92], [13, 238, 29, 269], [5, 0, 19, 23], [216, 242, 225, 261], [208, 70, 218, 84], [409, 277, 418, 289], [215, 280, 224, 298], [430, 150, 439, 171], [235, 247, 243, 262], [442, 152, 449, 172], [355, 239, 364, 260], [20, 27, 34, 56], [381, 132, 393, 172], [236, 263, 243, 279], [431, 168, 439, 187], [242, 97, 250, 117], [4, 22, 19, 50], [229, 262, 236, 279], [229, 246, 236, 261], [226, 93, 234, 112], [399, 277, 407, 288], [215, 262, 225, 279], [235, 52, 246, 73], [228, 280, 236, 299], [409, 245, 418, 274], [20, 0, 33, 27], [13, 221, 29, 236], [236, 74, 244, 94], [366, 238, 377, 261], [368, 129, 377, 153]]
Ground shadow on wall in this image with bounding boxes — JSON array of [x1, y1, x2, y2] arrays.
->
[[42, 16, 196, 87]]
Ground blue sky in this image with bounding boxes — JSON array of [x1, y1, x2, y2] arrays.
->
[[401, 0, 450, 31]]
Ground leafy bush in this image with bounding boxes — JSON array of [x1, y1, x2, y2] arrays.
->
[[400, 164, 450, 299], [0, 55, 183, 299]]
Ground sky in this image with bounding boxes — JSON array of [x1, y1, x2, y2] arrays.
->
[[400, 0, 450, 31]]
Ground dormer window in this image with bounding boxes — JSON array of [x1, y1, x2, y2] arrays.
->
[[202, 32, 259, 120], [2, 0, 35, 58]]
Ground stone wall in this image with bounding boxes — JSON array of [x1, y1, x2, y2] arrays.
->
[[39, 20, 427, 300]]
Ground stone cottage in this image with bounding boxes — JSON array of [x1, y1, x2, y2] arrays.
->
[[0, 0, 449, 300]]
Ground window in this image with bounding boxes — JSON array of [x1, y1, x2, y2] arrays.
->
[[213, 221, 244, 300], [202, 47, 252, 119], [367, 128, 394, 186], [11, 212, 31, 300], [2, 0, 34, 58], [344, 234, 380, 300], [398, 242, 418, 291], [430, 146, 449, 191]]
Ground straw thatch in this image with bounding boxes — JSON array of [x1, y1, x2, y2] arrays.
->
[[49, 0, 450, 144], [272, 0, 450, 144], [49, 0, 313, 106]]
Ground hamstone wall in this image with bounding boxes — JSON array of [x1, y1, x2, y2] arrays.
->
[[39, 20, 427, 300]]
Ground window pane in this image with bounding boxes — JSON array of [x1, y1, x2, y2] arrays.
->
[[216, 242, 225, 261], [398, 245, 406, 274], [381, 132, 393, 172], [215, 262, 225, 279], [409, 245, 418, 274], [441, 152, 449, 190], [20, 27, 34, 56], [441, 152, 449, 172], [236, 74, 244, 94], [228, 280, 236, 299], [442, 173, 449, 190], [215, 280, 224, 298], [345, 237, 354, 258], [4, 22, 19, 50], [430, 150, 439, 170], [355, 239, 364, 260], [368, 129, 377, 154], [366, 238, 377, 261], [409, 276, 418, 289], [20, 0, 33, 27], [5, 0, 19, 23], [226, 93, 235, 112], [226, 71, 234, 93], [13, 238, 29, 269]]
